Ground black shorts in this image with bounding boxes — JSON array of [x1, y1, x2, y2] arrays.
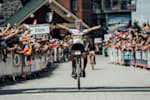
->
[[88, 45, 96, 52], [71, 44, 85, 53], [89, 47, 96, 51]]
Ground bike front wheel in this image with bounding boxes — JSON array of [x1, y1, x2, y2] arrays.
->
[[76, 58, 81, 90], [91, 56, 94, 70]]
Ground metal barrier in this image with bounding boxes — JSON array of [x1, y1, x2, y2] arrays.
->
[[0, 46, 70, 81], [0, 50, 52, 79], [107, 48, 150, 68]]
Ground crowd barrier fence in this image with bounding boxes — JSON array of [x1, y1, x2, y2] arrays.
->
[[0, 47, 66, 81], [107, 48, 150, 68]]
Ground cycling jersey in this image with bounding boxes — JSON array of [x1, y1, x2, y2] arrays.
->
[[69, 29, 88, 45]]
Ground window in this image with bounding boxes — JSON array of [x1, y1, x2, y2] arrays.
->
[[93, 2, 101, 13], [71, 0, 78, 11]]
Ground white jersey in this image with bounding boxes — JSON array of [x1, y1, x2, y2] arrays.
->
[[69, 29, 88, 45]]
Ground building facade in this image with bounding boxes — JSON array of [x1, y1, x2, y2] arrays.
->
[[93, 0, 136, 29], [0, 0, 136, 38], [132, 0, 150, 26], [57, 0, 136, 37], [57, 0, 93, 26]]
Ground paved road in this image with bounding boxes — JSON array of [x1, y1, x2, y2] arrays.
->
[[1, 56, 150, 100]]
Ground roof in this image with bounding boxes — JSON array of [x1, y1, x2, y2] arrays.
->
[[1, 0, 89, 28], [1, 0, 48, 27]]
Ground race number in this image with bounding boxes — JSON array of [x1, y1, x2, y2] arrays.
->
[[13, 54, 21, 67]]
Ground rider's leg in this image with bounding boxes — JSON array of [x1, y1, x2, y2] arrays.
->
[[83, 53, 87, 70], [89, 52, 92, 64], [93, 52, 96, 64], [82, 53, 87, 77], [72, 54, 76, 76]]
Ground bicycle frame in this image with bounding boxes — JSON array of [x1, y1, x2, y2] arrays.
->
[[91, 54, 94, 70], [74, 51, 82, 89]]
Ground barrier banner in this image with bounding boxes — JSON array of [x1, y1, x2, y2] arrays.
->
[[31, 55, 37, 73], [112, 48, 115, 63], [22, 56, 31, 74], [45, 50, 50, 64], [141, 51, 148, 68], [109, 48, 113, 63], [107, 48, 149, 68], [53, 48, 57, 62], [116, 49, 119, 64], [51, 49, 55, 63], [113, 49, 118, 63], [0, 57, 5, 77], [39, 54, 46, 70], [13, 54, 22, 67], [0, 54, 13, 76], [123, 51, 130, 65], [135, 51, 142, 66], [124, 51, 130, 60], [130, 52, 135, 66], [0, 52, 49, 77], [148, 51, 150, 68], [12, 54, 22, 76], [118, 49, 122, 64], [4, 54, 13, 75], [36, 56, 43, 71]]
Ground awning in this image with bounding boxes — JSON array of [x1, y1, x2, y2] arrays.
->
[[48, 0, 89, 28], [1, 0, 89, 28], [0, 0, 48, 27]]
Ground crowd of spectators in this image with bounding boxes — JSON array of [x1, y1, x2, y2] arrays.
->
[[0, 23, 72, 64], [1, 21, 150, 65], [106, 22, 150, 52]]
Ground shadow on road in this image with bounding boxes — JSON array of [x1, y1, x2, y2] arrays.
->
[[0, 64, 59, 89], [1, 86, 150, 95]]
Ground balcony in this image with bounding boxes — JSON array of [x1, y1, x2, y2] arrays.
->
[[102, 0, 136, 13]]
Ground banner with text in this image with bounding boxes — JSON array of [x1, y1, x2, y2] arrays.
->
[[29, 24, 50, 35]]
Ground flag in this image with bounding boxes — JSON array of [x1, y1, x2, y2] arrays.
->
[[24, 44, 32, 66], [33, 19, 37, 25], [23, 24, 29, 29], [50, 26, 56, 31]]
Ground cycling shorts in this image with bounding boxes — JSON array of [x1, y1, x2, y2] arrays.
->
[[71, 43, 85, 53]]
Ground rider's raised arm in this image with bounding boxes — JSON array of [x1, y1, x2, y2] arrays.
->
[[57, 24, 70, 31], [88, 25, 101, 32]]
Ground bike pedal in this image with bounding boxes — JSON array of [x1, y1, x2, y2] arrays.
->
[[72, 75, 77, 79]]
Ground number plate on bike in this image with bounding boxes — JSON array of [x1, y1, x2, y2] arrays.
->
[[74, 51, 81, 55]]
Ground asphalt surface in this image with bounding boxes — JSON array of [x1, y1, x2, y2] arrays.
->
[[1, 56, 150, 100]]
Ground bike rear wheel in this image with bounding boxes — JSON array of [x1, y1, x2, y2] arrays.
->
[[91, 56, 94, 70], [76, 58, 81, 90], [77, 76, 80, 89]]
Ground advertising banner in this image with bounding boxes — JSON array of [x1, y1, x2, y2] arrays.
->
[[29, 24, 50, 35]]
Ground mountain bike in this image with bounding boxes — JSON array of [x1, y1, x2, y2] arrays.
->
[[74, 50, 82, 90], [91, 54, 94, 70]]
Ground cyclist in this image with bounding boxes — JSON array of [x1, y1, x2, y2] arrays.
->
[[85, 40, 99, 65], [57, 20, 101, 78]]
